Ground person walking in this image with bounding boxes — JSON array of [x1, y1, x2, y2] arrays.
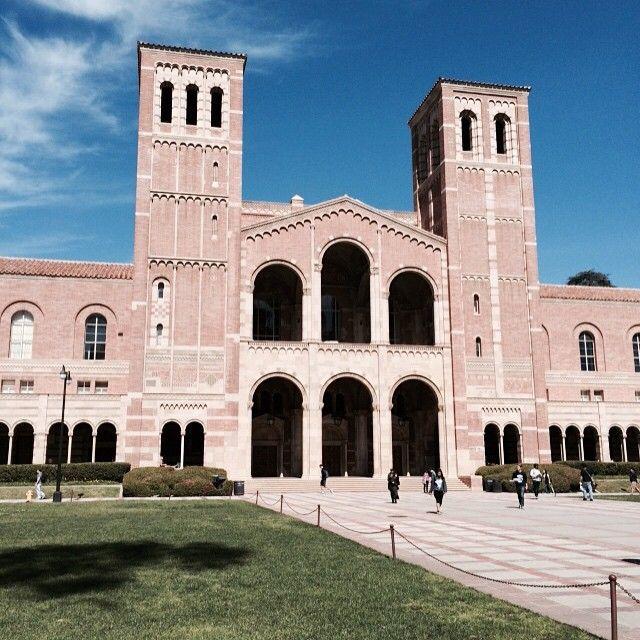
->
[[580, 464, 594, 501], [542, 469, 555, 496], [35, 469, 45, 501], [431, 468, 447, 514], [387, 468, 400, 503], [319, 464, 333, 495], [630, 468, 639, 494], [529, 463, 542, 499], [422, 470, 429, 493], [511, 464, 527, 509]]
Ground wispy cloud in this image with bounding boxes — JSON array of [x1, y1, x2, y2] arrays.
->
[[0, 230, 94, 257]]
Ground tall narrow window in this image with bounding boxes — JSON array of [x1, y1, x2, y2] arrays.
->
[[157, 282, 165, 300], [212, 214, 218, 236], [84, 314, 107, 360], [186, 84, 198, 125], [475, 336, 482, 357], [9, 311, 34, 359], [579, 331, 597, 371], [473, 294, 480, 315], [430, 120, 440, 167], [633, 333, 640, 372], [156, 323, 164, 346], [160, 82, 173, 123], [212, 161, 219, 184], [210, 87, 223, 128], [495, 114, 508, 154], [461, 112, 473, 151]]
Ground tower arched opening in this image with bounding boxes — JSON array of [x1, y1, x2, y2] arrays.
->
[[388, 272, 435, 345]]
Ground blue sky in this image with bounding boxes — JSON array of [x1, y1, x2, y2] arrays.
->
[[0, 1, 639, 286]]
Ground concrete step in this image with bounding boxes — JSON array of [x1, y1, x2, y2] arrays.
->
[[244, 476, 469, 493]]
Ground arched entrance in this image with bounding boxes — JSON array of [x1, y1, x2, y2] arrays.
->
[[484, 423, 500, 465], [253, 264, 303, 340], [0, 423, 8, 464], [322, 377, 373, 476], [11, 423, 34, 464], [391, 379, 439, 474], [251, 377, 303, 477], [71, 423, 93, 463], [627, 427, 640, 462], [96, 423, 117, 462], [503, 424, 521, 464], [565, 425, 581, 460], [321, 243, 370, 343], [388, 272, 435, 345], [46, 423, 69, 464], [184, 422, 204, 466], [161, 422, 181, 466], [549, 425, 563, 462], [609, 426, 624, 462], [583, 426, 600, 461]]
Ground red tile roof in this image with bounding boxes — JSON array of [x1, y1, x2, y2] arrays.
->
[[540, 284, 640, 303], [0, 257, 134, 280]]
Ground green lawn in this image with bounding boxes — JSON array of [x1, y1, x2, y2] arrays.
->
[[0, 484, 121, 500], [596, 494, 640, 502], [0, 501, 595, 640]]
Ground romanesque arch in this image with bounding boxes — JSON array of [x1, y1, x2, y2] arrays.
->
[[161, 421, 181, 466], [0, 422, 8, 465], [184, 421, 205, 466], [609, 426, 624, 462], [251, 376, 303, 477], [484, 423, 500, 465], [70, 422, 93, 463], [503, 424, 521, 464], [388, 271, 435, 345], [391, 379, 439, 474], [11, 423, 34, 464], [626, 426, 640, 462], [96, 423, 117, 462], [565, 425, 581, 461], [549, 425, 563, 462], [583, 425, 600, 461], [321, 376, 373, 477], [46, 422, 69, 464]]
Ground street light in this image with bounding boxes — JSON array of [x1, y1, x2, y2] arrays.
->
[[53, 365, 71, 503]]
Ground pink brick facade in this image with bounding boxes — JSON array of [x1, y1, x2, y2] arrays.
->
[[0, 44, 638, 479]]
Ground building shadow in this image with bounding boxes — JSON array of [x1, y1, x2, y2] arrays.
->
[[0, 541, 249, 599]]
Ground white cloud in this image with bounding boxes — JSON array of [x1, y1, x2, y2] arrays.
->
[[0, 230, 94, 257]]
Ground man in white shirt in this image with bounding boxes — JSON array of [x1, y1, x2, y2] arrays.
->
[[529, 463, 542, 499]]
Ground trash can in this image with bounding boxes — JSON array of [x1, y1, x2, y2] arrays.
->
[[491, 479, 503, 493], [484, 478, 494, 492], [233, 480, 245, 496]]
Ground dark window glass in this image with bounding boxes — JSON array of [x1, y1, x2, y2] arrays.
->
[[84, 314, 107, 360], [461, 114, 473, 151], [211, 87, 223, 128], [186, 84, 198, 125], [579, 332, 597, 371], [160, 82, 173, 123], [633, 334, 640, 373], [495, 116, 507, 154]]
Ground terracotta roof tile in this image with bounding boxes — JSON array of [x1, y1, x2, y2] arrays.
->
[[0, 257, 134, 281], [540, 284, 640, 303]]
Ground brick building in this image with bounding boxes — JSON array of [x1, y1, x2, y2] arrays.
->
[[0, 42, 638, 483]]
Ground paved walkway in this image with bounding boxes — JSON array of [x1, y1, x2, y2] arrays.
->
[[250, 491, 640, 639]]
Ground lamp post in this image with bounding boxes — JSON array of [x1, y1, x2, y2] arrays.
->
[[53, 365, 71, 503]]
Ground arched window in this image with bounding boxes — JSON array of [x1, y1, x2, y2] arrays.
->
[[9, 311, 34, 359], [633, 333, 640, 373], [186, 84, 198, 125], [212, 214, 218, 236], [475, 336, 482, 358], [160, 82, 173, 123], [461, 112, 474, 151], [157, 282, 165, 300], [212, 161, 219, 184], [156, 323, 164, 342], [84, 314, 107, 360], [473, 294, 480, 315], [210, 87, 223, 128], [495, 114, 508, 155], [579, 331, 596, 371]]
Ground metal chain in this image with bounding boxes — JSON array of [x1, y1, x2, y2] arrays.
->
[[393, 529, 609, 589], [617, 581, 640, 606], [319, 508, 391, 535], [282, 499, 318, 516]]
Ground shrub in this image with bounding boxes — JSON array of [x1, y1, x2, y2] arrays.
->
[[122, 466, 231, 497], [557, 461, 640, 476], [0, 462, 130, 484], [475, 463, 580, 493]]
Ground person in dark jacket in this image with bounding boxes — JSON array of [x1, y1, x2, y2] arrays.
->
[[431, 468, 447, 514], [511, 464, 527, 509], [387, 468, 400, 503], [580, 464, 594, 501], [320, 464, 333, 494]]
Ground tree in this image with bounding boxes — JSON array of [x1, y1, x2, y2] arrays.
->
[[566, 270, 614, 287]]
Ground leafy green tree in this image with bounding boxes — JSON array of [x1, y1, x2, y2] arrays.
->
[[566, 270, 614, 287]]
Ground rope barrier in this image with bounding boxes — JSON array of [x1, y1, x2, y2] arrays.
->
[[319, 507, 391, 535], [282, 499, 319, 516], [257, 494, 281, 507]]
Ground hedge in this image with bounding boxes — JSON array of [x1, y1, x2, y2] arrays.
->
[[0, 462, 131, 484], [475, 463, 580, 493], [122, 466, 232, 497], [557, 461, 640, 476]]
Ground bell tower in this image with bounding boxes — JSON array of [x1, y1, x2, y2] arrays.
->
[[125, 43, 246, 469], [409, 78, 550, 473]]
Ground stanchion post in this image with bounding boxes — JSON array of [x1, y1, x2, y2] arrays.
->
[[280, 494, 283, 514], [256, 490, 259, 506], [390, 524, 396, 560], [609, 574, 618, 640], [316, 504, 321, 527]]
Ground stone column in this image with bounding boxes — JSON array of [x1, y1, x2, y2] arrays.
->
[[91, 434, 97, 463], [369, 266, 380, 343], [379, 406, 393, 478], [561, 434, 566, 462], [372, 404, 383, 477], [578, 434, 584, 461], [67, 433, 72, 464], [437, 406, 447, 474], [623, 436, 628, 462], [380, 291, 390, 344], [307, 406, 323, 478], [302, 287, 312, 341], [180, 432, 185, 468], [7, 435, 12, 464], [499, 433, 505, 465]]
